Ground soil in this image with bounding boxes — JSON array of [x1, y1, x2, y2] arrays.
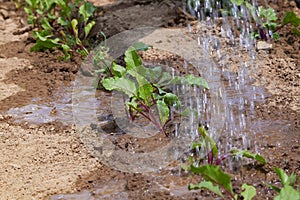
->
[[0, 0, 299, 200]]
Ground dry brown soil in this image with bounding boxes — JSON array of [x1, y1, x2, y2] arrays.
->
[[0, 0, 299, 199]]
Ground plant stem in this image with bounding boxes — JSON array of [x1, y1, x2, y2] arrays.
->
[[138, 100, 167, 136]]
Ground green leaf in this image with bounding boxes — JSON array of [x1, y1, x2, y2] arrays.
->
[[241, 184, 256, 200], [245, 2, 256, 19], [230, 149, 267, 165], [274, 168, 289, 186], [30, 31, 60, 51], [292, 28, 300, 36], [127, 69, 154, 103], [274, 185, 300, 200], [181, 108, 199, 118], [258, 6, 277, 22], [190, 164, 234, 196], [274, 168, 296, 187], [157, 100, 170, 125], [266, 183, 281, 193], [61, 44, 71, 60], [79, 2, 95, 24], [147, 66, 162, 82], [84, 21, 95, 38], [181, 164, 189, 172], [282, 12, 300, 27], [191, 141, 202, 149], [168, 76, 183, 85], [125, 47, 142, 70], [273, 33, 280, 41], [230, 0, 244, 6], [111, 63, 126, 77], [189, 181, 223, 197], [57, 17, 68, 26], [41, 17, 53, 31], [184, 74, 209, 89], [71, 19, 80, 44], [198, 126, 218, 157], [126, 100, 138, 110], [157, 71, 172, 85], [24, 7, 33, 15], [102, 77, 137, 98], [131, 42, 153, 51], [163, 93, 180, 107]]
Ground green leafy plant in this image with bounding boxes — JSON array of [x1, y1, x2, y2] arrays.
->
[[183, 126, 266, 199], [267, 167, 300, 200], [24, 0, 96, 60], [186, 126, 266, 166], [231, 0, 300, 41], [99, 43, 209, 136]]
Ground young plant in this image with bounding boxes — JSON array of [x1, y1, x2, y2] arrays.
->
[[267, 168, 300, 200], [24, 0, 96, 60], [100, 43, 209, 136], [183, 126, 266, 199], [186, 126, 266, 166], [231, 0, 300, 41]]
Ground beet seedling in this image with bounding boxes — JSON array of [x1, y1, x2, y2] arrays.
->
[[100, 43, 209, 136], [24, 0, 96, 60], [267, 168, 300, 200], [183, 126, 266, 199], [231, 0, 300, 41]]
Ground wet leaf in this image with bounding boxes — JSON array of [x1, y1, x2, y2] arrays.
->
[[157, 100, 169, 125], [258, 6, 278, 23], [132, 42, 153, 51], [163, 93, 180, 107], [157, 72, 172, 85], [230, 149, 267, 165], [189, 181, 223, 197], [102, 77, 137, 98], [198, 126, 218, 157], [241, 184, 256, 200], [231, 0, 244, 6], [185, 74, 209, 89], [181, 108, 199, 118], [190, 164, 234, 196], [127, 69, 153, 103]]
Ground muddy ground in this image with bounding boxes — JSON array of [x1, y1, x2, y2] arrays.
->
[[0, 0, 299, 199]]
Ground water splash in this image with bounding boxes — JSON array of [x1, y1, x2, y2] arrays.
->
[[186, 0, 267, 168]]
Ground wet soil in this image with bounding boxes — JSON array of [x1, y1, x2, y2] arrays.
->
[[0, 0, 299, 199]]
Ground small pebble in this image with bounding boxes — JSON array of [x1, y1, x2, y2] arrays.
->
[[257, 41, 273, 50]]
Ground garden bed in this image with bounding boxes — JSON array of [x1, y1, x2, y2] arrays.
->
[[0, 0, 299, 199]]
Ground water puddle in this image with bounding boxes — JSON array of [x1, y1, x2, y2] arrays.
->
[[6, 86, 74, 125]]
